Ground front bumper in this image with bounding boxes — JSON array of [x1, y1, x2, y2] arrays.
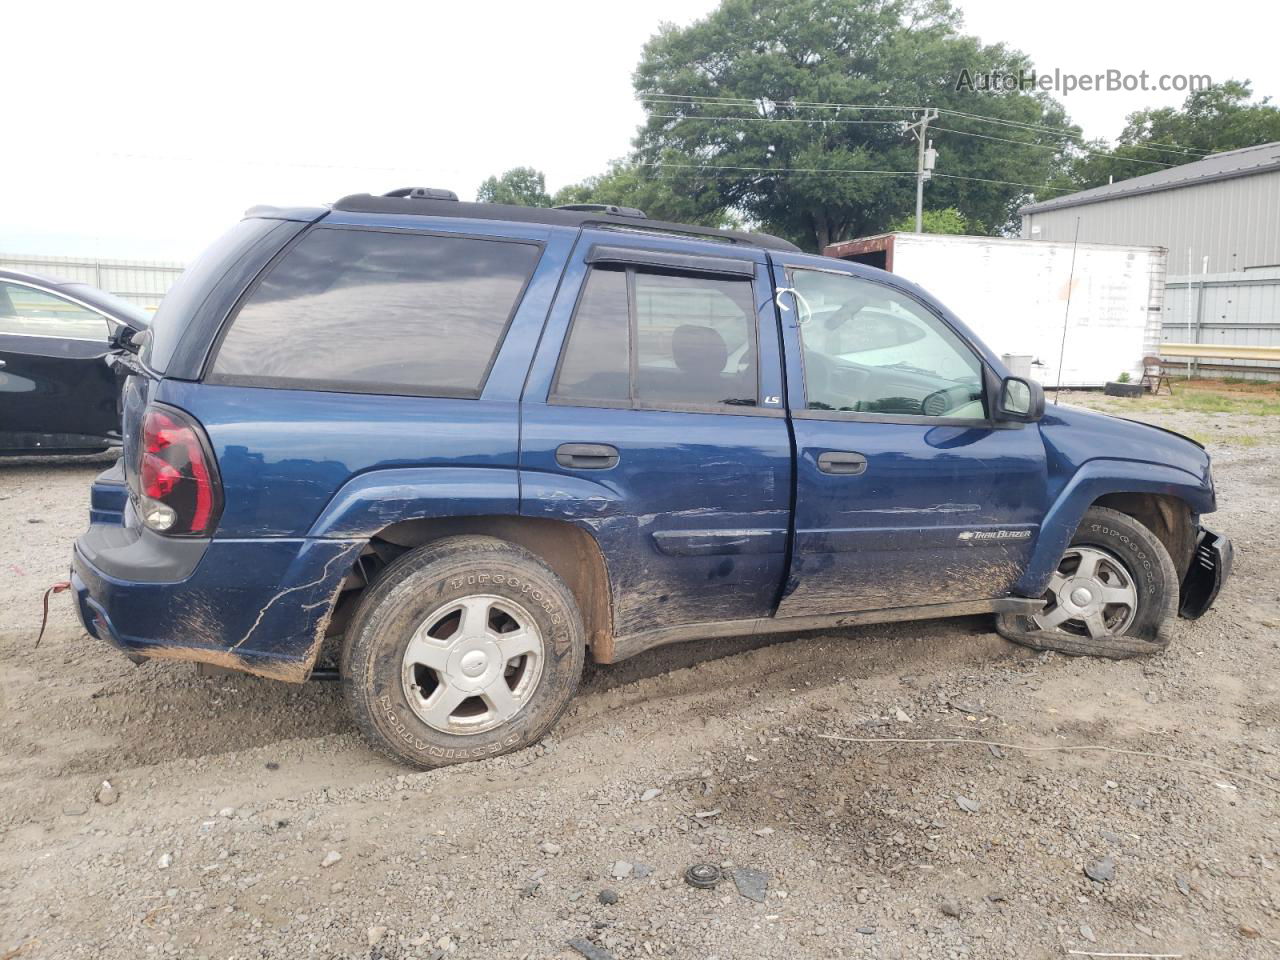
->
[[1179, 527, 1232, 619]]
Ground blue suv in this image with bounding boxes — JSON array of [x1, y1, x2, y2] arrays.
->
[[72, 188, 1231, 768]]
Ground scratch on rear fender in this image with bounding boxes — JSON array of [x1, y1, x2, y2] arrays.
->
[[227, 542, 363, 653]]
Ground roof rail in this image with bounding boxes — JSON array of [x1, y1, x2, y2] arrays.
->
[[330, 192, 801, 252], [382, 187, 459, 201], [553, 203, 647, 219]]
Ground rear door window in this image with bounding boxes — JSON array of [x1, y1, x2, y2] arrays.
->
[[552, 266, 758, 409], [210, 227, 541, 397]]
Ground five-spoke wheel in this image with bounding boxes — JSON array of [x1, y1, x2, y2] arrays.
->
[[1033, 546, 1138, 640], [402, 595, 544, 735]]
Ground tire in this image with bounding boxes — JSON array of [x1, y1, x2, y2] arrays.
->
[[996, 506, 1178, 659], [341, 535, 586, 769]]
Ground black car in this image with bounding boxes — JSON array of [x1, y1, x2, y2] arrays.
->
[[0, 269, 150, 455]]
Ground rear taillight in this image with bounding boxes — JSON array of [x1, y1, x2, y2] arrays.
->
[[135, 404, 222, 536]]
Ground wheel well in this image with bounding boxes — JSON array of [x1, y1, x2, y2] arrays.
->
[[329, 516, 614, 659], [1091, 493, 1195, 580]]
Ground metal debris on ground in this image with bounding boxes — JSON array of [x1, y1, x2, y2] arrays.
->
[[567, 938, 614, 960], [1084, 856, 1116, 884], [955, 795, 980, 813], [683, 863, 722, 889], [731, 866, 769, 903]]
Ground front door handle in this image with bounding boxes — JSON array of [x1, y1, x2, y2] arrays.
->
[[556, 443, 620, 470], [817, 451, 867, 475]]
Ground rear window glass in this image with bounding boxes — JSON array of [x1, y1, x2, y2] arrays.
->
[[143, 218, 279, 373], [210, 227, 540, 397]]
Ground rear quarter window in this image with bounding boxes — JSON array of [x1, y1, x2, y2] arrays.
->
[[143, 218, 282, 373], [209, 227, 541, 397]]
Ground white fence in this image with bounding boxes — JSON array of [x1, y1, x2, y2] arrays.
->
[[0, 253, 186, 314]]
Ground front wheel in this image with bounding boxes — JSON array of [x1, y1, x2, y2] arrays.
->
[[341, 536, 585, 768], [996, 506, 1179, 659]]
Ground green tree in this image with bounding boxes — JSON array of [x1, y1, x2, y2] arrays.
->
[[887, 206, 972, 234], [551, 160, 737, 226], [1061, 81, 1280, 190], [475, 167, 551, 206], [631, 0, 1078, 250]]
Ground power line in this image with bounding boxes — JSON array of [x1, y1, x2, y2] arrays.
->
[[638, 161, 918, 176], [642, 93, 923, 112], [932, 125, 1176, 167], [647, 112, 907, 126], [635, 160, 1076, 193], [644, 92, 1212, 160], [938, 108, 1211, 159], [645, 109, 1178, 168]]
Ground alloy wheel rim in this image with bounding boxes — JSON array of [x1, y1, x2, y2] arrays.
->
[[401, 594, 544, 735], [1033, 546, 1138, 639]]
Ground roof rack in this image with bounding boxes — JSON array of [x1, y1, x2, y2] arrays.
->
[[553, 202, 647, 219], [382, 187, 459, 201], [331, 192, 799, 252]]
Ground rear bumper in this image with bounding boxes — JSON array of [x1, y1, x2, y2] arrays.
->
[[1179, 527, 1232, 619], [72, 519, 364, 682]]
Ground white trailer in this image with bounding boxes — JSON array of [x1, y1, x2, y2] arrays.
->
[[823, 232, 1167, 388]]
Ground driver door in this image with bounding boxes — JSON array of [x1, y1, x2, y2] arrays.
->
[[772, 256, 1048, 617], [0, 279, 119, 451]]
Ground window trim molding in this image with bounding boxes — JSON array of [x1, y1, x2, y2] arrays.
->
[[203, 223, 544, 398], [785, 266, 995, 427], [549, 263, 764, 415], [586, 244, 755, 277]]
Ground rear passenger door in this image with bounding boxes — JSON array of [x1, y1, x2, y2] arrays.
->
[[520, 231, 792, 646]]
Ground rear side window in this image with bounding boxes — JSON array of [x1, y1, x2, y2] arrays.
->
[[144, 217, 280, 373], [210, 227, 540, 397], [552, 266, 758, 409]]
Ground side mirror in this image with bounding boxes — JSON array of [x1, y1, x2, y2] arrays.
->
[[995, 376, 1044, 422]]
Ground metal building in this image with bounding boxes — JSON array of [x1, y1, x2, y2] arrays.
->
[[1019, 142, 1280, 273], [0, 253, 185, 314], [1020, 142, 1280, 379]]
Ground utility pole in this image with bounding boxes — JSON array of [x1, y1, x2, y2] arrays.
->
[[906, 108, 938, 233]]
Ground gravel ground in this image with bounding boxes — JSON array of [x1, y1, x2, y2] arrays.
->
[[1, 395, 1277, 959]]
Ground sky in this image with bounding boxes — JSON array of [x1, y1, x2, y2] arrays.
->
[[2, 0, 1276, 262]]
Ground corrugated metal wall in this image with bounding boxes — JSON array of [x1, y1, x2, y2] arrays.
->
[[0, 253, 185, 313], [1162, 268, 1280, 380], [1021, 170, 1280, 274]]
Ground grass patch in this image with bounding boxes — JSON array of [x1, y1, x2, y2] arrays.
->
[[1187, 433, 1264, 448], [1095, 379, 1280, 416]]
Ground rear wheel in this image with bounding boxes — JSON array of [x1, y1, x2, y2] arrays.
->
[[341, 536, 585, 768], [996, 506, 1178, 658]]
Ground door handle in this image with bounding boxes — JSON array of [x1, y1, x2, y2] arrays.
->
[[555, 443, 620, 470], [817, 451, 867, 475]]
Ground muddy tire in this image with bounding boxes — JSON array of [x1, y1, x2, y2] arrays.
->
[[996, 506, 1178, 659], [341, 536, 585, 769]]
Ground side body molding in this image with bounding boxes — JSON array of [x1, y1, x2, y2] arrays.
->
[[307, 467, 521, 539], [1014, 458, 1215, 597]]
